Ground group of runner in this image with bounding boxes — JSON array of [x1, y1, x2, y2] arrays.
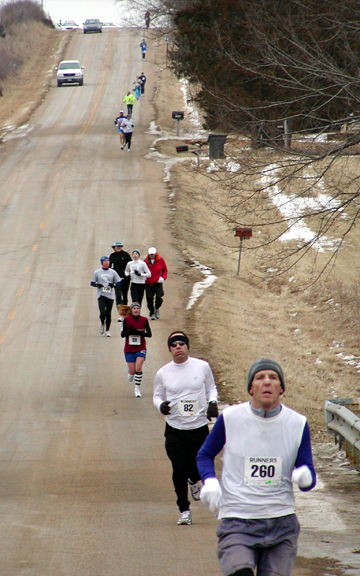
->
[[97, 32, 317, 576], [153, 332, 317, 576], [114, 69, 146, 152], [90, 243, 167, 398], [91, 246, 317, 575]]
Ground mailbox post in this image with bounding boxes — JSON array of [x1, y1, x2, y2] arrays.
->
[[172, 111, 184, 136], [164, 36, 171, 67], [234, 227, 252, 275]]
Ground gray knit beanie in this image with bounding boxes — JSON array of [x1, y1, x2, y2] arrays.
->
[[247, 358, 285, 392]]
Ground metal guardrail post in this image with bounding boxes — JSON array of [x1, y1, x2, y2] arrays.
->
[[324, 399, 360, 467]]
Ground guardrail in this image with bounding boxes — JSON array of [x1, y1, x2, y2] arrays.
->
[[325, 398, 360, 467]]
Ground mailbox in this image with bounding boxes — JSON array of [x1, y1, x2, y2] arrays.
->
[[234, 227, 252, 239], [172, 111, 184, 120], [176, 145, 189, 153]]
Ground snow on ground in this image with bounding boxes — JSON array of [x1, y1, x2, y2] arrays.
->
[[261, 163, 342, 252], [185, 261, 217, 310]]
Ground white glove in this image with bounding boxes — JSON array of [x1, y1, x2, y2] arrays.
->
[[157, 277, 164, 283], [291, 465, 312, 488], [200, 477, 222, 512]]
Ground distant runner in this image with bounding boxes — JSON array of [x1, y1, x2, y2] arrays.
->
[[123, 91, 136, 116], [120, 114, 134, 152], [109, 241, 132, 319], [144, 247, 168, 320], [121, 302, 152, 397], [114, 110, 126, 149], [133, 77, 142, 100], [90, 256, 121, 337], [145, 10, 150, 29], [138, 72, 146, 96], [125, 249, 151, 304], [140, 38, 147, 59]]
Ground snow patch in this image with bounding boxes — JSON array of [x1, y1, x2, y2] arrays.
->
[[2, 123, 34, 142], [186, 261, 217, 310], [261, 164, 342, 252]]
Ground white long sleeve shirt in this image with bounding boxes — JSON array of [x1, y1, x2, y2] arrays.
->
[[125, 259, 151, 284], [153, 356, 218, 430]]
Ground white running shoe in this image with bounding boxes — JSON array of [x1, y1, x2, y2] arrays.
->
[[134, 385, 142, 398], [189, 480, 202, 501], [128, 373, 134, 382], [99, 324, 105, 335], [106, 331, 111, 337], [117, 316, 124, 322], [177, 510, 192, 525], [150, 314, 156, 320], [128, 148, 131, 152], [155, 308, 160, 319]]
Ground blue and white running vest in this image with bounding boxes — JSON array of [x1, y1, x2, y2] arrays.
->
[[219, 402, 306, 519]]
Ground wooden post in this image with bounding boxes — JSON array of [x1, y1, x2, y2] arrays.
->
[[237, 238, 243, 276], [283, 119, 292, 150], [233, 227, 252, 275]]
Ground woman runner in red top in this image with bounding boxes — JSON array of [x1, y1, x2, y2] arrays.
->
[[121, 302, 152, 397]]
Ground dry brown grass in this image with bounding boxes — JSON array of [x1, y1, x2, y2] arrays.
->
[[0, 23, 67, 137], [0, 1, 54, 82], [152, 37, 360, 443]]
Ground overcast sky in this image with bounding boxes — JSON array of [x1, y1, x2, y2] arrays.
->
[[41, 0, 142, 26]]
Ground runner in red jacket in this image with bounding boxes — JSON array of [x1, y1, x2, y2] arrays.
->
[[144, 247, 168, 320]]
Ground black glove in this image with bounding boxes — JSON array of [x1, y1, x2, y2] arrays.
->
[[134, 270, 141, 276], [108, 283, 114, 288], [97, 283, 104, 288], [207, 401, 219, 421], [128, 326, 140, 335], [160, 401, 171, 415]]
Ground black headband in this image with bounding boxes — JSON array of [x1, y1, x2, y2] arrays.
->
[[168, 334, 190, 349]]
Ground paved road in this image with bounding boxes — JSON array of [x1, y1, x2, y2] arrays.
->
[[0, 29, 220, 575]]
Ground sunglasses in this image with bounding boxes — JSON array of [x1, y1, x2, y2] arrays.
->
[[170, 341, 186, 348]]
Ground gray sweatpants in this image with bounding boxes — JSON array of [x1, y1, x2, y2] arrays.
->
[[216, 514, 300, 576]]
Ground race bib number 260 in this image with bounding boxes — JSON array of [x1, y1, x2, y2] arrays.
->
[[244, 457, 282, 486]]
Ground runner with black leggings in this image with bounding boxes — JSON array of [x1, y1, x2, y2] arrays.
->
[[91, 256, 121, 337]]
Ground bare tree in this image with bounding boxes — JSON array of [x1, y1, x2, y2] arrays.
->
[[168, 0, 360, 284], [114, 0, 194, 30]]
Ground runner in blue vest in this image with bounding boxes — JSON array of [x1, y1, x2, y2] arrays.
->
[[140, 38, 147, 59]]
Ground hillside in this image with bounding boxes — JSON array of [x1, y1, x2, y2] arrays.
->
[[0, 16, 66, 141]]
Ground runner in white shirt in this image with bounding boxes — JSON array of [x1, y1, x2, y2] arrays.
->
[[153, 331, 218, 526], [124, 249, 151, 306]]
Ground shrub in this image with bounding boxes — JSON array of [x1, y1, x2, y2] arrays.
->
[[0, 0, 52, 28], [0, 1, 54, 82]]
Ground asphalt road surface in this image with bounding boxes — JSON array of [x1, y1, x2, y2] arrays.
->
[[0, 29, 220, 575]]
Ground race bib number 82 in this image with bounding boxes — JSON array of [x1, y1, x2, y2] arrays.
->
[[177, 399, 199, 417], [244, 457, 282, 486]]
